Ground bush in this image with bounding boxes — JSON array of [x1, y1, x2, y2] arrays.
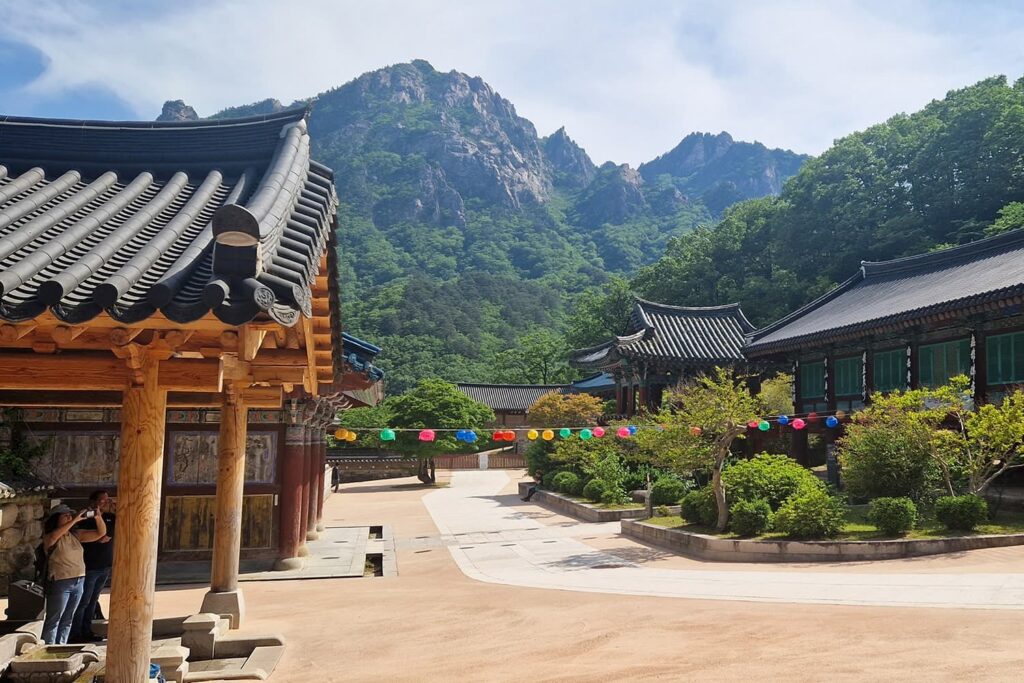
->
[[654, 505, 671, 517], [599, 482, 630, 506], [935, 495, 989, 531], [541, 470, 562, 490], [838, 419, 941, 503], [524, 440, 554, 479], [680, 487, 718, 527], [730, 498, 773, 536], [868, 497, 918, 535], [552, 471, 581, 496], [582, 479, 607, 503], [773, 489, 846, 539], [651, 476, 690, 506], [722, 453, 823, 510]]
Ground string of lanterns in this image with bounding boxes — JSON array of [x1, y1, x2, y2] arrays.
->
[[332, 411, 847, 443]]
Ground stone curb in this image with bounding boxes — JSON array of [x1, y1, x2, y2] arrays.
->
[[621, 519, 1024, 562], [519, 482, 672, 522]]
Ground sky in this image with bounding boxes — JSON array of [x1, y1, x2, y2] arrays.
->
[[1, 0, 1023, 165]]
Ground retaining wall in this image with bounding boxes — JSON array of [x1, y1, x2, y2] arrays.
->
[[518, 482, 656, 522], [621, 519, 1024, 562]]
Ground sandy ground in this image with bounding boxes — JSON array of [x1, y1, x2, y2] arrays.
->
[[46, 472, 1024, 681]]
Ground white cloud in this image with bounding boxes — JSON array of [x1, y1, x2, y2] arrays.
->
[[1, 0, 1023, 164]]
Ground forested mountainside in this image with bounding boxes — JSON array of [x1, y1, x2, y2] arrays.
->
[[171, 60, 804, 391], [570, 75, 1024, 349]]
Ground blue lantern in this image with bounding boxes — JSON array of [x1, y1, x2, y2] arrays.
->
[[825, 416, 839, 428], [627, 425, 637, 435], [778, 415, 789, 426], [464, 430, 478, 443], [455, 429, 467, 441]]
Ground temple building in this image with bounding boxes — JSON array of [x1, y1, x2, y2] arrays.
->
[[455, 383, 565, 426], [569, 299, 755, 415], [0, 109, 375, 679], [744, 229, 1024, 462]]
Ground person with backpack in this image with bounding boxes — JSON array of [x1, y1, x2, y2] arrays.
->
[[39, 504, 107, 644], [70, 490, 115, 643]]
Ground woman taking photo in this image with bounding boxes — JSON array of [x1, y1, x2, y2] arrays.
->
[[41, 504, 107, 644]]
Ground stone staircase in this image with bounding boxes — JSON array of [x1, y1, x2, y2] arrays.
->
[[180, 613, 284, 681]]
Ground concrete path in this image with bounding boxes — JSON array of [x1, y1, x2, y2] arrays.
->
[[423, 470, 1024, 610]]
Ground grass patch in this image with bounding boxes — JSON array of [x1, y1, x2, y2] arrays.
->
[[560, 493, 643, 510], [638, 507, 1024, 541]]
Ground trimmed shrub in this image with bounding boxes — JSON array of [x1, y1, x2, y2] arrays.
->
[[541, 470, 562, 490], [935, 495, 989, 531], [838, 419, 941, 503], [773, 489, 846, 539], [722, 453, 824, 510], [524, 439, 554, 479], [868, 497, 918, 536], [601, 487, 624, 505], [680, 486, 718, 527], [654, 505, 671, 517], [582, 479, 607, 503], [651, 476, 690, 506], [552, 471, 582, 496], [730, 498, 773, 537]]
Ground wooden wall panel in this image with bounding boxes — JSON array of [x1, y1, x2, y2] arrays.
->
[[161, 494, 273, 551]]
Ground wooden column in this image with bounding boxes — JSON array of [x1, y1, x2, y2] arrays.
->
[[297, 425, 312, 556], [825, 352, 837, 412], [107, 356, 167, 683], [274, 408, 306, 571], [908, 339, 919, 390], [315, 436, 326, 532], [306, 431, 321, 541], [200, 383, 248, 628], [972, 328, 987, 405]]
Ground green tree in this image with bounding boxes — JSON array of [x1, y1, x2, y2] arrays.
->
[[563, 277, 636, 350], [387, 379, 495, 483], [334, 404, 394, 448], [640, 368, 763, 530], [526, 392, 604, 427], [492, 329, 574, 384]]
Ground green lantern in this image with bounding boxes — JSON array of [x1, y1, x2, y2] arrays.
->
[[558, 428, 572, 438], [380, 428, 396, 441], [579, 428, 592, 440], [757, 420, 770, 432]]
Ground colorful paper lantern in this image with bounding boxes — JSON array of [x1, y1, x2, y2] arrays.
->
[[627, 425, 637, 435], [380, 428, 396, 441], [825, 416, 839, 428], [580, 428, 592, 440], [807, 412, 818, 423], [778, 415, 789, 426], [455, 429, 467, 441], [527, 429, 539, 440], [505, 430, 517, 441], [542, 429, 554, 441], [345, 431, 357, 442], [616, 426, 630, 438], [464, 430, 478, 443], [791, 419, 806, 430], [558, 428, 571, 439], [835, 410, 846, 420], [758, 420, 770, 432], [593, 427, 606, 438], [334, 428, 348, 440], [419, 429, 435, 442], [747, 420, 759, 429], [690, 426, 702, 436]]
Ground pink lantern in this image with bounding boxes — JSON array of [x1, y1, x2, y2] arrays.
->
[[616, 426, 631, 438], [747, 420, 759, 429], [791, 419, 806, 430], [593, 427, 606, 438], [418, 429, 435, 442]]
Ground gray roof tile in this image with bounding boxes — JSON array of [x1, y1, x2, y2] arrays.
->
[[456, 383, 566, 412]]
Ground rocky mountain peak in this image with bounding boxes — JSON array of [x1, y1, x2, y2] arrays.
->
[[543, 127, 597, 189], [156, 100, 199, 122], [639, 131, 735, 179], [574, 162, 647, 226]]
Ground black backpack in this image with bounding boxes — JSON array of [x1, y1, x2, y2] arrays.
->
[[33, 543, 51, 588]]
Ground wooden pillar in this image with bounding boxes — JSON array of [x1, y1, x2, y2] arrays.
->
[[200, 384, 247, 628], [908, 339, 919, 390], [825, 352, 836, 413], [306, 431, 321, 541], [972, 328, 986, 405], [107, 358, 167, 683], [863, 348, 874, 404], [614, 381, 624, 415], [315, 437, 326, 532], [792, 360, 802, 414], [297, 425, 312, 555], [274, 409, 306, 571]]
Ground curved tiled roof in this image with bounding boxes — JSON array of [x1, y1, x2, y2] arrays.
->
[[0, 109, 338, 328], [456, 383, 566, 412], [745, 228, 1024, 355], [569, 299, 753, 369]]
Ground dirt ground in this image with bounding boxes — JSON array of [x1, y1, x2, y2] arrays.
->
[[57, 473, 1024, 681]]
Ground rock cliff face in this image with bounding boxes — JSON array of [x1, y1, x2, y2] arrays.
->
[[543, 127, 597, 189], [156, 100, 198, 122], [574, 162, 647, 226]]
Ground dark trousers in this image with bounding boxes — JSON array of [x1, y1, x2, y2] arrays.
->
[[71, 567, 110, 638]]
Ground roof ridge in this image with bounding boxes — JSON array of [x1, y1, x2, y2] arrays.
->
[[862, 227, 1024, 276], [634, 297, 745, 314], [456, 382, 567, 388], [0, 107, 309, 130]]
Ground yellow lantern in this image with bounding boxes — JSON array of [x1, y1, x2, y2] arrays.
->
[[541, 429, 555, 441], [527, 429, 539, 440], [346, 431, 358, 442], [835, 410, 846, 420], [334, 428, 348, 440]]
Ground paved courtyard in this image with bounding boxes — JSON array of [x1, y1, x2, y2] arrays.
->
[[14, 469, 1024, 682]]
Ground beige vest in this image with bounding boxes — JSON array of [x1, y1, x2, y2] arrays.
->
[[49, 533, 85, 581]]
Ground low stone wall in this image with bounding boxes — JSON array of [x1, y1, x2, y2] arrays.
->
[[621, 519, 1024, 562], [519, 483, 652, 523], [0, 495, 47, 593]]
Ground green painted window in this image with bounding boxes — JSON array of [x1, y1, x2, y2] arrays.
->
[[919, 339, 971, 388], [799, 361, 825, 399], [873, 349, 906, 393], [834, 356, 862, 397], [987, 331, 1024, 386]]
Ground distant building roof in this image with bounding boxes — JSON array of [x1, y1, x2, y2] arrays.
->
[[566, 372, 615, 393], [745, 229, 1024, 355], [569, 299, 754, 370], [456, 383, 566, 413], [0, 108, 338, 332], [342, 332, 384, 382]]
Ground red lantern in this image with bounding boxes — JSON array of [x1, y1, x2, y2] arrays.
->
[[807, 412, 818, 423], [747, 420, 759, 429], [690, 426, 702, 436], [593, 427, 606, 438], [419, 429, 435, 442]]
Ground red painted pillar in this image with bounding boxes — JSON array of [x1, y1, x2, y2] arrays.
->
[[305, 431, 320, 541], [297, 425, 312, 556], [315, 438, 326, 532], [274, 407, 307, 570]]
